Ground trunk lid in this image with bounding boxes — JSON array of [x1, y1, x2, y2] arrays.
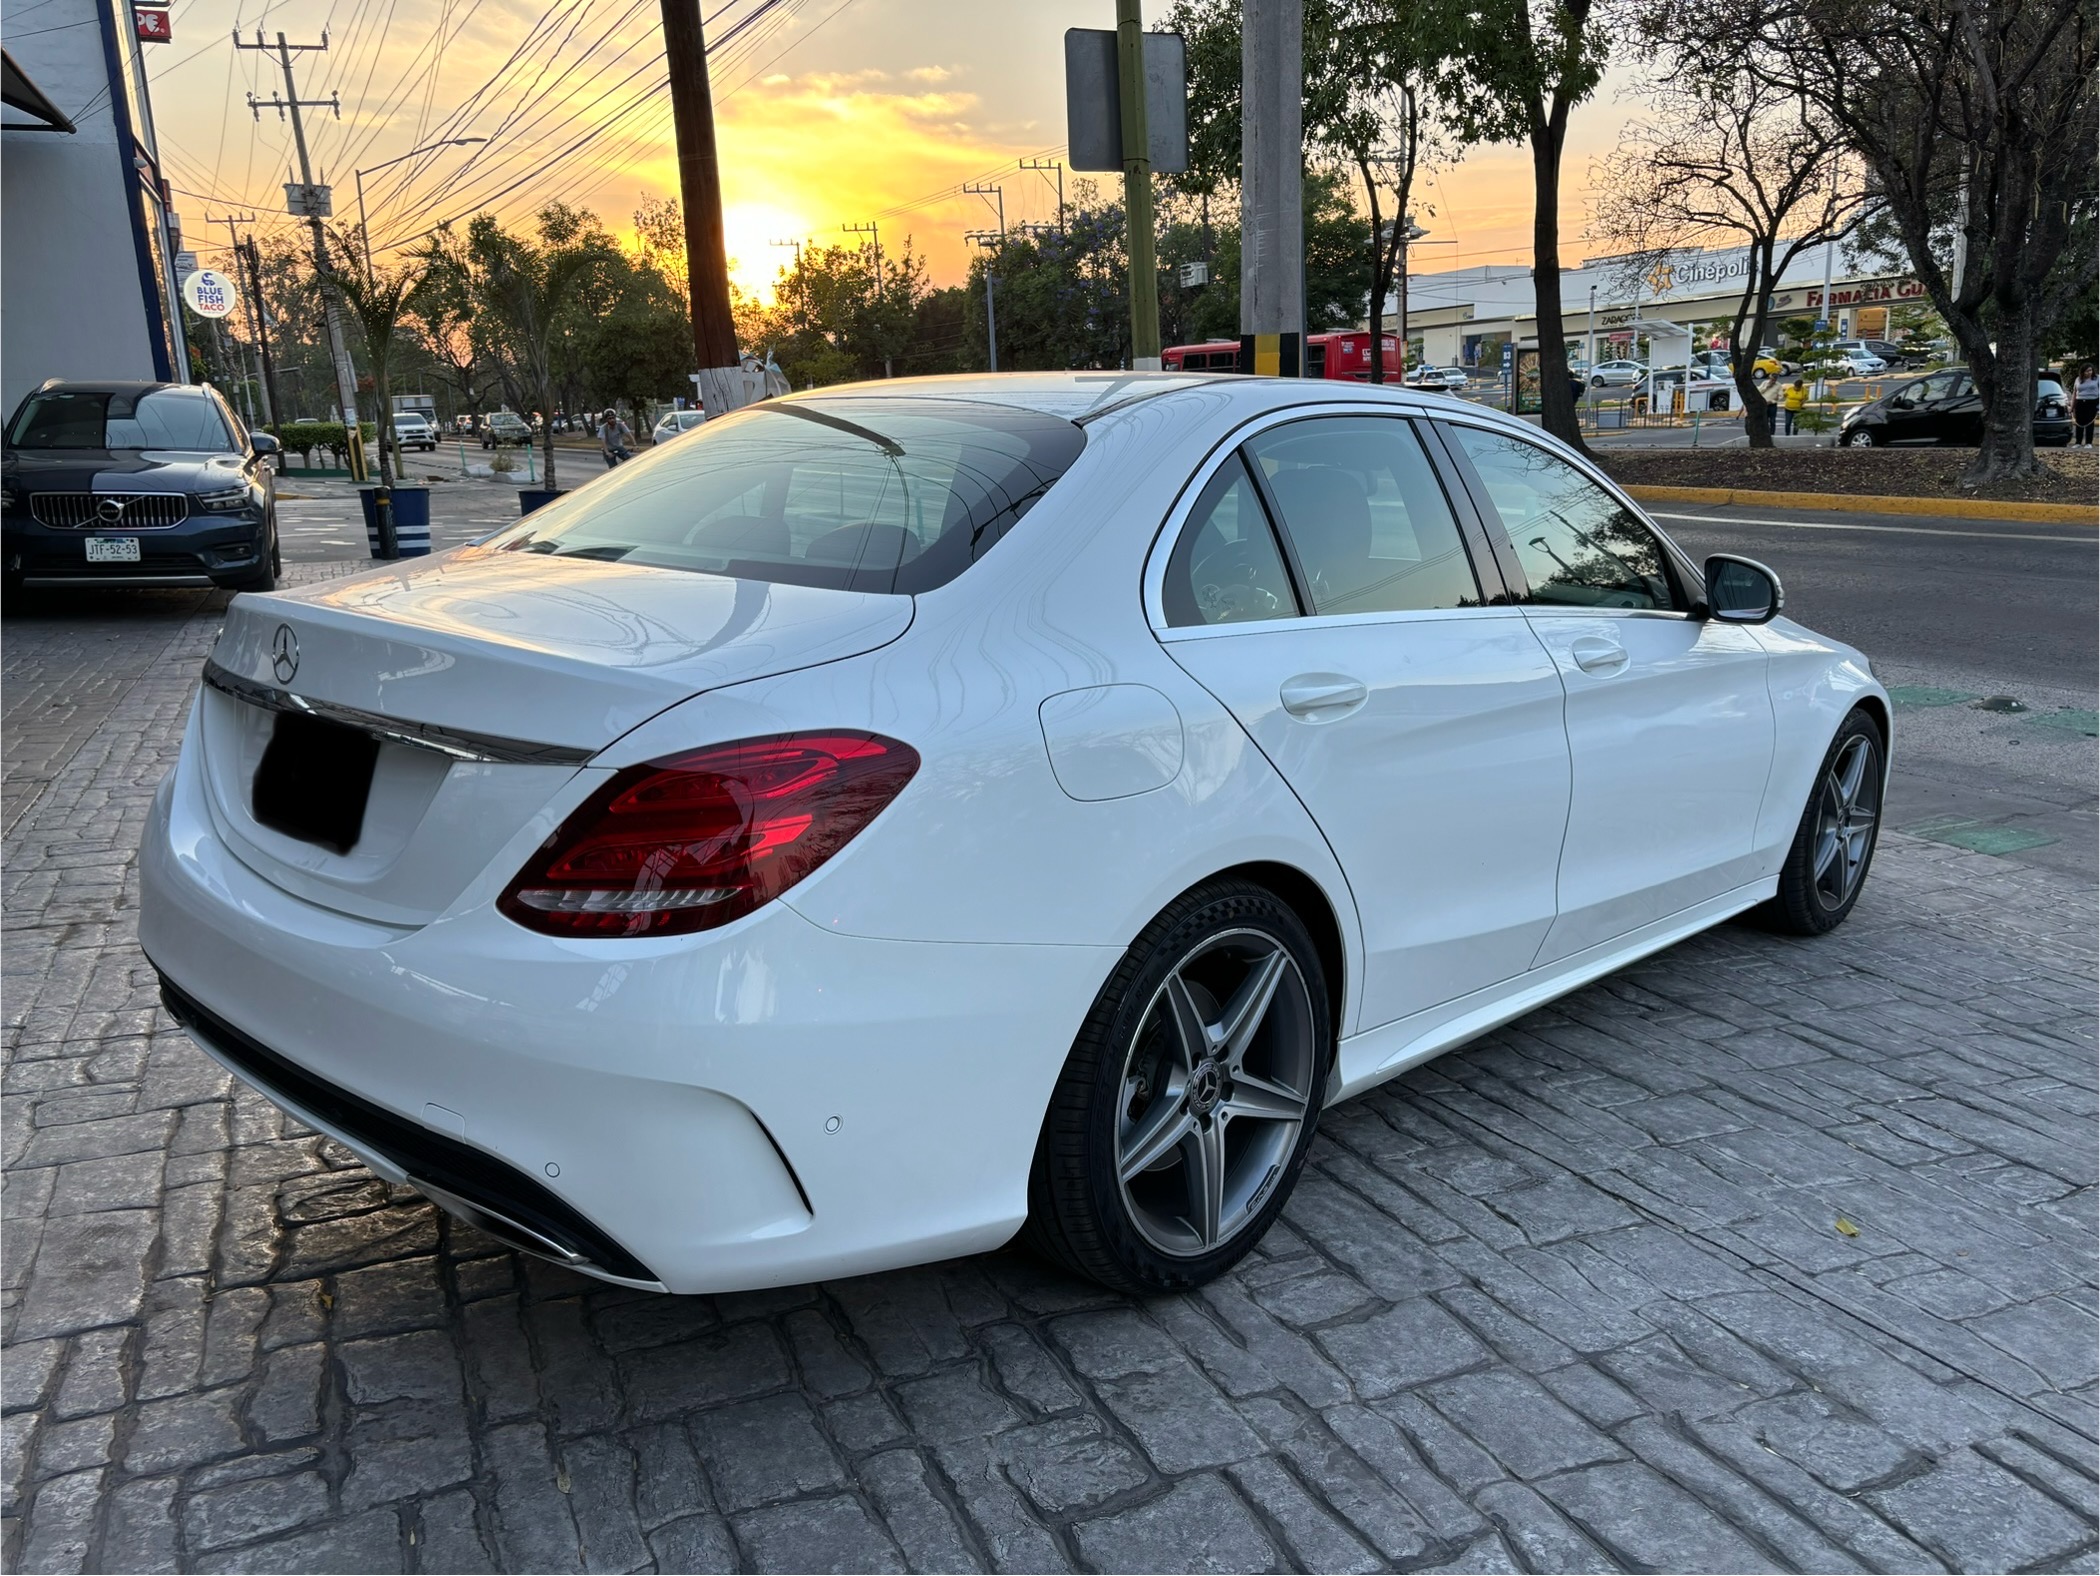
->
[[197, 548, 913, 926]]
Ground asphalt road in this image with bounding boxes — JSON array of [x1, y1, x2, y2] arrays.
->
[[1653, 503, 2099, 881]]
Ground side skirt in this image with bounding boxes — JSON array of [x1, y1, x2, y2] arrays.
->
[[1328, 878, 1777, 1104]]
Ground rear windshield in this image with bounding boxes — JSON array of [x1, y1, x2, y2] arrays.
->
[[485, 397, 1087, 594], [7, 389, 233, 451]]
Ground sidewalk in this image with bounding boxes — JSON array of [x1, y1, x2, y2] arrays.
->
[[2, 540, 2095, 1574]]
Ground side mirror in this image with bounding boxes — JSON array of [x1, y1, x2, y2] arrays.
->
[[250, 432, 281, 456], [1704, 554, 1783, 624], [1888, 396, 1914, 411]]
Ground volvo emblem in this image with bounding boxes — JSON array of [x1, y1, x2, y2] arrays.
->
[[96, 496, 126, 524], [270, 624, 300, 685]]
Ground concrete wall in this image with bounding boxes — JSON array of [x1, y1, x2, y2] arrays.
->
[[2, 0, 159, 413]]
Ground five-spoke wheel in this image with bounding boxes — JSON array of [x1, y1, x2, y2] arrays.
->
[[1026, 879, 1332, 1292], [1766, 708, 1884, 934]]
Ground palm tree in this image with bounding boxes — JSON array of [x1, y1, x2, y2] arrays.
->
[[418, 214, 613, 490], [318, 232, 430, 555]]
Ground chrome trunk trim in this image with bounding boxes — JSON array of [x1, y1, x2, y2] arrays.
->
[[202, 658, 596, 766]]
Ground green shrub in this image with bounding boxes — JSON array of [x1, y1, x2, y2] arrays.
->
[[268, 421, 377, 467]]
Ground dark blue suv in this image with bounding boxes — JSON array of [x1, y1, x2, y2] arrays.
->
[[2, 381, 281, 593]]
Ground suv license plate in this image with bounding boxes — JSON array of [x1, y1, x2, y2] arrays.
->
[[86, 537, 141, 563]]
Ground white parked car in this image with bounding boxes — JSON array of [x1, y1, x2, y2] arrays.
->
[[651, 409, 706, 445], [390, 413, 437, 452], [1823, 346, 1890, 377], [1588, 359, 1650, 388], [1403, 365, 1469, 390], [140, 374, 1889, 1296]]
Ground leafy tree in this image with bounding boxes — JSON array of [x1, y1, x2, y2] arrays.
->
[[316, 230, 428, 493], [1594, 72, 1866, 444], [418, 207, 618, 488], [1656, 0, 2097, 482], [1435, 0, 1612, 445]]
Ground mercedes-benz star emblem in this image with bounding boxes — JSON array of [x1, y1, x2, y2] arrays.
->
[[96, 497, 126, 524], [270, 624, 300, 685]]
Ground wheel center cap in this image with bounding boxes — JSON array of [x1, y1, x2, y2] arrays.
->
[[1187, 1059, 1224, 1117]]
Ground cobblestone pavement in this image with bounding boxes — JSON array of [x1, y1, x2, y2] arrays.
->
[[3, 539, 2096, 1574]]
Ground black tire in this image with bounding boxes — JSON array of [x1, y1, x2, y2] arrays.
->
[[1024, 878, 1333, 1294], [1760, 708, 1885, 935], [228, 525, 279, 594]]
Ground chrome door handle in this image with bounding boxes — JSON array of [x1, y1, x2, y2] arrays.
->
[[1279, 674, 1369, 719], [1569, 636, 1628, 674]]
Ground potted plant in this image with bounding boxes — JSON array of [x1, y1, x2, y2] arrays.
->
[[320, 234, 433, 558]]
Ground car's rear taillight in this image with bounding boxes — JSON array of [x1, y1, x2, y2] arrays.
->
[[499, 732, 919, 938]]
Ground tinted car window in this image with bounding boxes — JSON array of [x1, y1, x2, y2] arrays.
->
[[1445, 425, 1680, 612], [7, 389, 234, 451], [1163, 455, 1300, 627], [1244, 417, 1481, 616], [487, 398, 1085, 595]]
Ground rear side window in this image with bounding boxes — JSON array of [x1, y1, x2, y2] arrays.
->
[[487, 398, 1085, 594], [1163, 455, 1300, 626], [1244, 417, 1482, 615]]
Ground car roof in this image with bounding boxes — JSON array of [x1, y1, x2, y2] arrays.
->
[[783, 371, 1226, 423], [29, 380, 194, 398]]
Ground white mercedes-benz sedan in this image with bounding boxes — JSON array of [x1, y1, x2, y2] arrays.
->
[[140, 373, 1889, 1295]]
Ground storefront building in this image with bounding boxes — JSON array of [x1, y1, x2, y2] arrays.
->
[[1387, 243, 1924, 370]]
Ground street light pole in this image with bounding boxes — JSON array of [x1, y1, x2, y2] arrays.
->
[[355, 138, 486, 278]]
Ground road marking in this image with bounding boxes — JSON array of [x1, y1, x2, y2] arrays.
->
[[1648, 511, 2098, 545]]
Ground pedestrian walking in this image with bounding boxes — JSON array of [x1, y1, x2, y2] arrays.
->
[[1781, 376, 1808, 437], [597, 407, 634, 466], [2073, 365, 2098, 446]]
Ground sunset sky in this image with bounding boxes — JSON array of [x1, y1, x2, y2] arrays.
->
[[146, 0, 1639, 303]]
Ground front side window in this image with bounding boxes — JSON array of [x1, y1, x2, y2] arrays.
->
[[1445, 425, 1680, 612], [6, 389, 234, 451], [1245, 417, 1482, 616], [484, 397, 1085, 595], [1162, 455, 1299, 627]]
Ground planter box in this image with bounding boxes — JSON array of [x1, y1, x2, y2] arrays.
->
[[357, 486, 433, 558], [518, 488, 566, 515]]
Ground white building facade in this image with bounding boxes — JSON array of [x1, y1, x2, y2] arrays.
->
[[2, 2, 189, 415]]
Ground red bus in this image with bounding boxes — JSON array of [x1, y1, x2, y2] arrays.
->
[[1162, 330, 1405, 380]]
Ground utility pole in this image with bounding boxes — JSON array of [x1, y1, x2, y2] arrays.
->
[[1020, 158, 1065, 238], [842, 222, 889, 375], [238, 236, 285, 433], [240, 30, 366, 480], [210, 213, 268, 425], [660, 0, 750, 416], [966, 231, 1002, 370], [1239, 0, 1302, 376], [1116, 0, 1160, 369]]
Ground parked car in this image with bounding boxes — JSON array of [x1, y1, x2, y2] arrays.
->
[[140, 373, 1889, 1297], [1856, 338, 1925, 370], [1401, 366, 1467, 391], [480, 411, 532, 448], [1840, 369, 2073, 447], [1588, 359, 1649, 388], [651, 409, 708, 445], [2, 380, 280, 593], [391, 413, 438, 453], [1821, 346, 1890, 377]]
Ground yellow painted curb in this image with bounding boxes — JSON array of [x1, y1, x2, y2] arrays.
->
[[1622, 483, 2098, 526]]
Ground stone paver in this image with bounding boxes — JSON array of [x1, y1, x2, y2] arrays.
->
[[2, 508, 2095, 1571]]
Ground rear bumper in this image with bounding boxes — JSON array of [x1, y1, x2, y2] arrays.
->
[[139, 728, 1117, 1293]]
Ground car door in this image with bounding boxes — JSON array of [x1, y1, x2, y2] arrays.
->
[[1430, 420, 1776, 964], [1934, 373, 1984, 444], [1153, 413, 1572, 1032]]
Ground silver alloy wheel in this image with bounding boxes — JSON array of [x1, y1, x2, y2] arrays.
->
[[1114, 928, 1316, 1258], [1844, 428, 1877, 446], [1812, 733, 1880, 909]]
